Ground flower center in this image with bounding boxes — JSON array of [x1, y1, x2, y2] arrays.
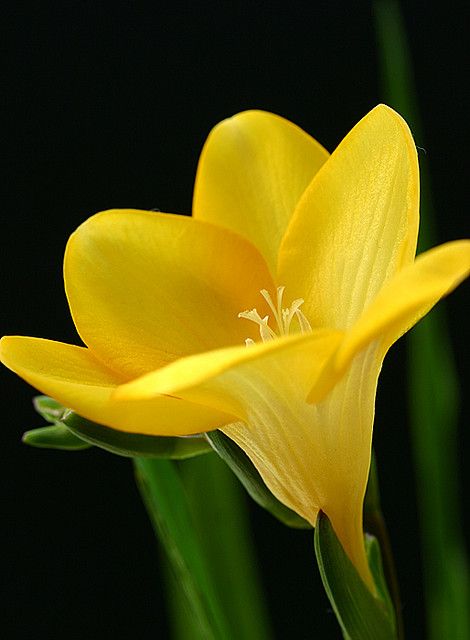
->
[[238, 286, 312, 345]]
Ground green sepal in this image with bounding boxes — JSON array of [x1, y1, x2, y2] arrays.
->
[[23, 423, 92, 451], [32, 396, 213, 459], [314, 512, 397, 640], [206, 430, 310, 529]]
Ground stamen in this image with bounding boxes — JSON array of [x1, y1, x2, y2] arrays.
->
[[295, 308, 313, 333], [238, 309, 277, 342], [239, 287, 312, 344], [260, 288, 283, 332], [283, 298, 305, 333]]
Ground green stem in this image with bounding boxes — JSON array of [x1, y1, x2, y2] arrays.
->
[[134, 457, 232, 639], [374, 2, 470, 638], [178, 454, 272, 640], [134, 455, 272, 640]]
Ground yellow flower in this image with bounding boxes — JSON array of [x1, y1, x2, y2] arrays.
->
[[2, 105, 469, 590]]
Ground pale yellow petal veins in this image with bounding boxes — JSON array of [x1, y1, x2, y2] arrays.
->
[[0, 336, 232, 435], [307, 240, 470, 404], [279, 104, 419, 330], [193, 110, 329, 275], [65, 209, 274, 378], [336, 240, 470, 369]]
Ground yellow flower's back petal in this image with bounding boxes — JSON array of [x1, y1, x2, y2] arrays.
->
[[193, 110, 329, 275], [279, 104, 419, 330], [0, 336, 232, 435], [307, 240, 470, 404], [336, 240, 470, 369], [65, 210, 274, 378]]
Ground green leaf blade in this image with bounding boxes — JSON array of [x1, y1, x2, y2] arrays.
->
[[314, 512, 397, 640], [178, 453, 272, 640], [374, 2, 470, 638], [134, 457, 232, 640]]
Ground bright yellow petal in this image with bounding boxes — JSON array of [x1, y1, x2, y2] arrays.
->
[[0, 336, 232, 435], [279, 104, 419, 330], [193, 110, 329, 274], [65, 209, 274, 378], [304, 343, 381, 591], [114, 329, 343, 416], [116, 327, 373, 587], [336, 240, 470, 371], [308, 240, 470, 403], [307, 240, 470, 404]]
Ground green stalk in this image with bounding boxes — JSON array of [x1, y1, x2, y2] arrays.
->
[[134, 455, 272, 640], [178, 453, 272, 640], [374, 2, 470, 638]]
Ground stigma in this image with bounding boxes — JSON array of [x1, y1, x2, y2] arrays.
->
[[238, 286, 312, 346]]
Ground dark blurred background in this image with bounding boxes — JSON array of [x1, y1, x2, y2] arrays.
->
[[2, 2, 468, 638]]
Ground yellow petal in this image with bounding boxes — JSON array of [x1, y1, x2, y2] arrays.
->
[[65, 209, 274, 378], [116, 327, 373, 587], [193, 110, 329, 275], [114, 329, 343, 416], [279, 104, 419, 330], [0, 336, 232, 435], [336, 240, 470, 369], [303, 343, 382, 590]]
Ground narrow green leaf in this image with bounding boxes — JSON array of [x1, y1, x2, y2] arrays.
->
[[314, 512, 397, 640], [164, 554, 207, 640], [207, 430, 310, 529], [134, 457, 232, 640], [33, 396, 212, 459], [23, 423, 91, 450], [374, 3, 470, 638], [179, 454, 272, 640]]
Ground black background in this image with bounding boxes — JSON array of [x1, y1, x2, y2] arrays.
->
[[2, 2, 468, 639]]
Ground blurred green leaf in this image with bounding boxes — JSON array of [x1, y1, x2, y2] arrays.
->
[[374, 2, 470, 638], [314, 512, 397, 640], [207, 430, 310, 529], [178, 454, 272, 640], [134, 457, 232, 640]]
